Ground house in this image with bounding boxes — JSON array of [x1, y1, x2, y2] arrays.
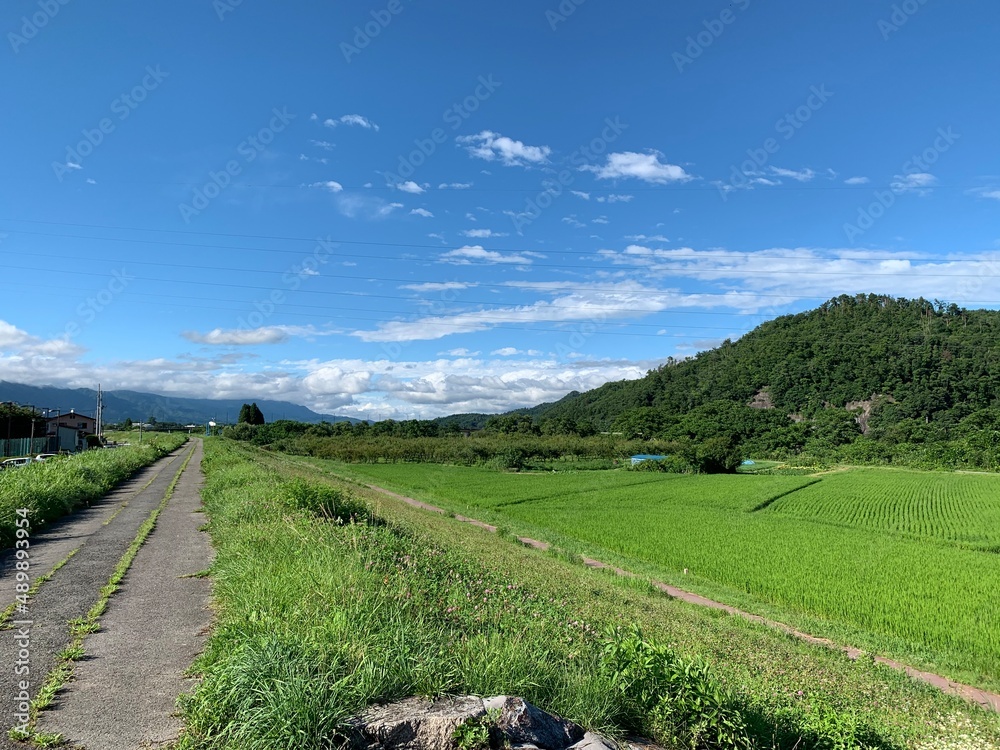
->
[[45, 410, 97, 452], [630, 454, 667, 466]]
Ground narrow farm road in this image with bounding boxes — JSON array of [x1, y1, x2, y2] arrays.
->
[[0, 438, 212, 750], [35, 438, 213, 749], [364, 481, 1000, 714]]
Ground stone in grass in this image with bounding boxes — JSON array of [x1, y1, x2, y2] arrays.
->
[[351, 695, 487, 750], [494, 697, 585, 750], [569, 732, 619, 750]]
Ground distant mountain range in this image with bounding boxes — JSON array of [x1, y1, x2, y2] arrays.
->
[[0, 382, 357, 425]]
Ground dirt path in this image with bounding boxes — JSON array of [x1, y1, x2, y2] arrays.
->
[[0, 439, 211, 749], [366, 482, 1000, 714], [36, 438, 213, 748]]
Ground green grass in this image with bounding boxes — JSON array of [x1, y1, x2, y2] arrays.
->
[[0, 432, 188, 549], [178, 441, 1000, 749], [309, 460, 1000, 696]]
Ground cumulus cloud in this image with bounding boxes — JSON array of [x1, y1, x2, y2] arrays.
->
[[457, 131, 551, 167], [581, 151, 691, 183], [395, 180, 426, 194]]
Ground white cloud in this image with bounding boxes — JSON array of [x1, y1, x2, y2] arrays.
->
[[596, 194, 633, 203], [323, 114, 379, 131], [310, 140, 335, 151], [770, 166, 816, 182], [65, 161, 82, 171], [844, 176, 869, 185], [571, 191, 591, 200], [439, 182, 473, 189], [491, 347, 543, 356], [336, 193, 403, 219], [592, 216, 609, 225], [86, 178, 97, 185], [395, 180, 426, 194], [891, 173, 937, 194], [626, 234, 669, 242], [976, 189, 1000, 201], [581, 151, 691, 183], [457, 131, 551, 167], [410, 208, 434, 218], [401, 282, 475, 292], [309, 180, 344, 193], [562, 215, 585, 228], [440, 348, 480, 356], [182, 325, 337, 346], [462, 228, 508, 238], [352, 281, 688, 342], [439, 245, 534, 266]]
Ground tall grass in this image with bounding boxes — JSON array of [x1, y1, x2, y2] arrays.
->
[[0, 433, 188, 548]]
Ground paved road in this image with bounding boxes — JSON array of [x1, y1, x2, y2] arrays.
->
[[0, 439, 212, 749]]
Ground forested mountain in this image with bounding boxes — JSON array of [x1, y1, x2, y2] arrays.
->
[[537, 294, 1000, 430]]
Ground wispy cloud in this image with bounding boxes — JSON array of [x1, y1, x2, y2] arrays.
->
[[410, 208, 434, 217], [439, 245, 535, 265], [322, 113, 380, 131], [844, 176, 869, 185], [462, 228, 508, 238], [891, 172, 936, 195], [770, 166, 816, 182]]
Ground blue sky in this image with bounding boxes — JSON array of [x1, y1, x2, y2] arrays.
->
[[1, 1, 999, 418]]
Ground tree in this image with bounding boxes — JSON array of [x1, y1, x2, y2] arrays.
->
[[249, 403, 266, 425], [238, 403, 266, 425], [123, 418, 133, 430]]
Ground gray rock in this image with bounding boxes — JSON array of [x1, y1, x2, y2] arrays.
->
[[482, 695, 509, 713], [569, 732, 618, 750], [352, 696, 487, 750], [495, 697, 584, 750]]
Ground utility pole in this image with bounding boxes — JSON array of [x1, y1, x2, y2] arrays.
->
[[96, 384, 103, 442]]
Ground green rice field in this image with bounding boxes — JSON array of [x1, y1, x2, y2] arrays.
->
[[313, 460, 1000, 692]]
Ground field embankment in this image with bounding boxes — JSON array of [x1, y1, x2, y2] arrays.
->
[[181, 440, 1000, 749], [0, 433, 188, 549]]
